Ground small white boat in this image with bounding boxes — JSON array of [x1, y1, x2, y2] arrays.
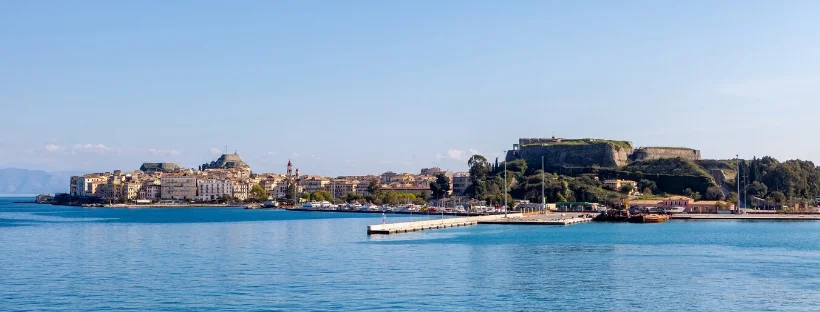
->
[[302, 202, 319, 209], [663, 206, 686, 214], [399, 204, 418, 212]]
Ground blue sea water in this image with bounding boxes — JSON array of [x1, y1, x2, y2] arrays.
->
[[2, 197, 820, 311]]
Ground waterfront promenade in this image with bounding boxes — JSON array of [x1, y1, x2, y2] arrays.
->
[[672, 214, 820, 220]]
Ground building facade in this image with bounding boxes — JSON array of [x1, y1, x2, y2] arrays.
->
[[232, 181, 250, 201], [452, 172, 471, 195], [160, 175, 197, 200], [197, 179, 233, 201]]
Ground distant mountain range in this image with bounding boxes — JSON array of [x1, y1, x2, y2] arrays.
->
[[0, 168, 79, 195]]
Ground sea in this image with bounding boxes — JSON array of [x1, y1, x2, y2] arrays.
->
[[2, 196, 820, 311]]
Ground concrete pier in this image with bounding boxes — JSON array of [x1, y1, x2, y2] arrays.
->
[[367, 213, 523, 235], [478, 216, 594, 225]]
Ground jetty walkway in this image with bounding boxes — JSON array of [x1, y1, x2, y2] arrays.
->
[[478, 213, 595, 225], [367, 213, 523, 235], [367, 212, 595, 235]]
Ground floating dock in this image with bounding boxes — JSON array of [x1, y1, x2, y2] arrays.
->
[[367, 213, 523, 235]]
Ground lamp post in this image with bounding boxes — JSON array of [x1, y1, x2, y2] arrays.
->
[[503, 154, 508, 218], [737, 155, 741, 213], [542, 156, 546, 214]]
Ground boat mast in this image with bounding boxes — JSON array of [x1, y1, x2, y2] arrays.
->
[[542, 156, 545, 213], [504, 157, 508, 218], [737, 155, 741, 213]]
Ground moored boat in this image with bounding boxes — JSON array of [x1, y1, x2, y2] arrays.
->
[[627, 214, 670, 223], [663, 206, 686, 214]]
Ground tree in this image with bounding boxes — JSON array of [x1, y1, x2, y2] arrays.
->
[[771, 191, 787, 204], [311, 190, 334, 202], [620, 184, 634, 194], [725, 192, 739, 206], [505, 159, 528, 177], [638, 179, 657, 194], [467, 154, 491, 198], [705, 186, 725, 200], [746, 181, 768, 197], [429, 173, 451, 199], [383, 191, 399, 206], [218, 194, 234, 203], [250, 185, 269, 202], [366, 179, 381, 195]]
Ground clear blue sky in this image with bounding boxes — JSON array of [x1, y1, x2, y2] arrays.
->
[[2, 0, 820, 175]]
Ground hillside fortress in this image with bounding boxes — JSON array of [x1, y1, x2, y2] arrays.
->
[[506, 137, 700, 168], [201, 153, 250, 170]]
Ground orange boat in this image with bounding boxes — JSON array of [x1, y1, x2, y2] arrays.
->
[[641, 214, 669, 223]]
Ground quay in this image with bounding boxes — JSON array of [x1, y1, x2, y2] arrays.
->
[[672, 214, 820, 220], [367, 213, 523, 235]]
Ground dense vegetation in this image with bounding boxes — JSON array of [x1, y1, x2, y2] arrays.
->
[[465, 155, 627, 207], [624, 158, 711, 177], [300, 189, 429, 206], [736, 157, 820, 205]]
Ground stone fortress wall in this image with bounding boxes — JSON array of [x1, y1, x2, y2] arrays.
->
[[508, 137, 700, 168], [630, 147, 701, 162]]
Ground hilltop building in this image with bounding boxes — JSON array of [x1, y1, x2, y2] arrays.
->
[[139, 163, 180, 173]]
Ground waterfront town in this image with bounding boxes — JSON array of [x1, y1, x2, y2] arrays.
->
[[58, 136, 820, 219], [65, 152, 471, 207]]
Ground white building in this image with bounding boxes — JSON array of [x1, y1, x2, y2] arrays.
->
[[197, 179, 233, 201], [232, 181, 250, 201], [76, 175, 107, 197]]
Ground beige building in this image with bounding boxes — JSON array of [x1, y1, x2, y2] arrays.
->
[[161, 175, 197, 200], [354, 181, 371, 196], [629, 196, 734, 213], [123, 182, 142, 200], [232, 181, 250, 201], [76, 175, 107, 197], [452, 172, 471, 195], [603, 179, 638, 192], [143, 182, 162, 200], [329, 179, 360, 198], [300, 176, 330, 193], [380, 186, 432, 197]]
